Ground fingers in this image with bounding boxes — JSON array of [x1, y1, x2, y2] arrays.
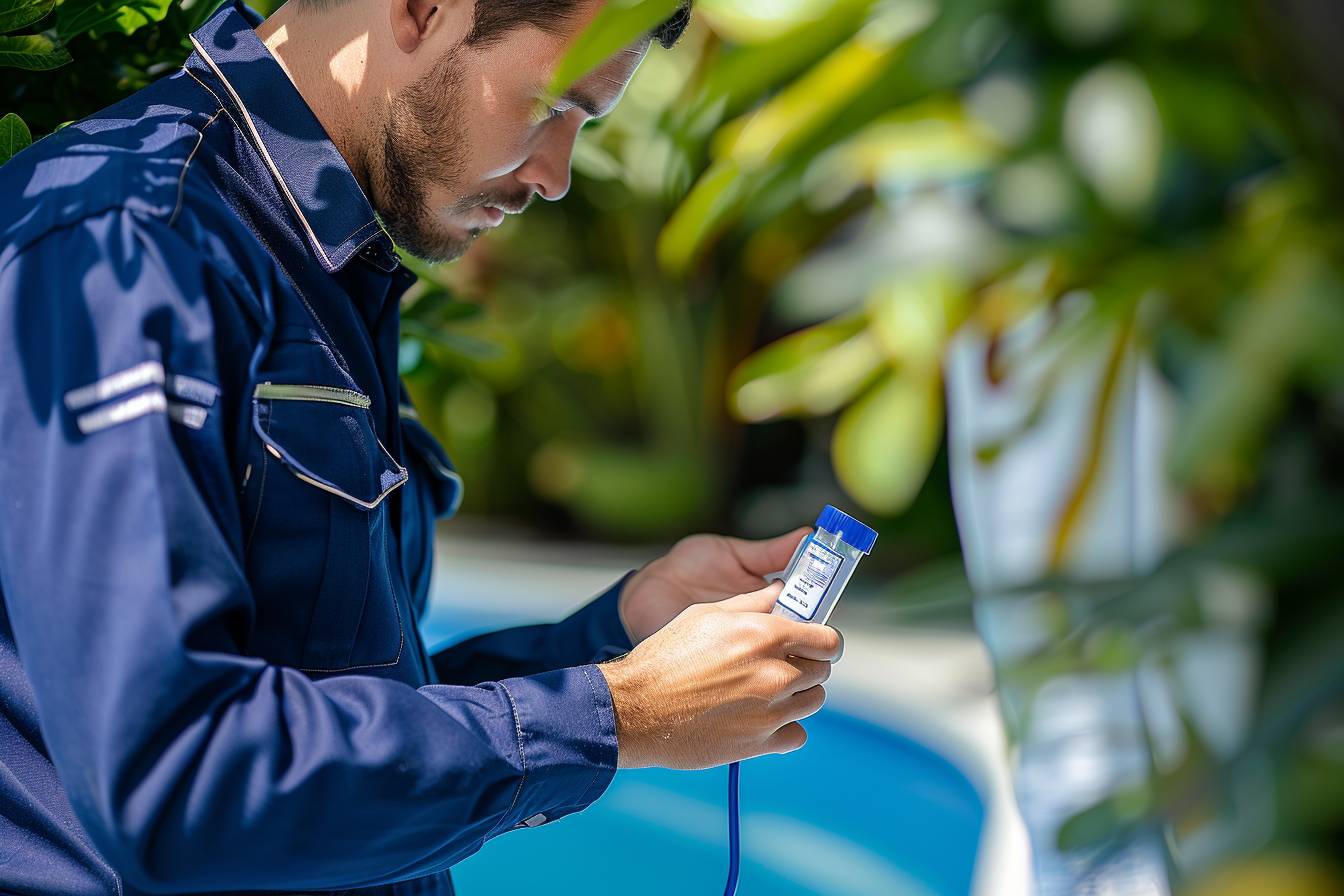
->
[[717, 579, 784, 614], [763, 686, 826, 758], [778, 684, 827, 723], [775, 620, 843, 661], [727, 526, 813, 578], [766, 721, 808, 754], [784, 656, 831, 692]]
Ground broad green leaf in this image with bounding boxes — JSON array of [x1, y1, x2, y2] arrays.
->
[[0, 32, 70, 69], [694, 0, 843, 44], [661, 4, 937, 274], [181, 0, 224, 30], [0, 0, 55, 34], [548, 0, 682, 98], [832, 368, 943, 514], [727, 313, 884, 421], [56, 0, 170, 40], [55, 0, 119, 37], [713, 1, 935, 171], [656, 158, 755, 275], [802, 98, 999, 198], [674, 0, 876, 136], [0, 111, 32, 164], [867, 270, 968, 370]]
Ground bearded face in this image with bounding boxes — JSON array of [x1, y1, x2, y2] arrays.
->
[[365, 26, 647, 264]]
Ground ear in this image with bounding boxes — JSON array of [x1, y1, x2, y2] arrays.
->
[[390, 0, 444, 54]]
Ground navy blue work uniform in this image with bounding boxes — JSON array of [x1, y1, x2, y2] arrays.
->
[[0, 3, 635, 894]]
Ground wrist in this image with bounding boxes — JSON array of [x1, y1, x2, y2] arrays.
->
[[596, 656, 651, 769]]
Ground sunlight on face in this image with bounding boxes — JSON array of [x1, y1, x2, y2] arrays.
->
[[330, 31, 369, 100], [370, 25, 648, 263]]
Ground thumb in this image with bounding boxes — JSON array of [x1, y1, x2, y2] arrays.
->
[[718, 579, 784, 614], [727, 526, 813, 578]]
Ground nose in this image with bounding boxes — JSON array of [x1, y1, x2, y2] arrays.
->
[[514, 116, 580, 202]]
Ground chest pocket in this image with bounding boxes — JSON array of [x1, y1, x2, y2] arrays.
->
[[241, 377, 408, 673]]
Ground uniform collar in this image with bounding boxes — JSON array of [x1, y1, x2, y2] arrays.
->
[[184, 1, 398, 273]]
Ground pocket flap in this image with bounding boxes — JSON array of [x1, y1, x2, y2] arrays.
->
[[253, 382, 407, 510]]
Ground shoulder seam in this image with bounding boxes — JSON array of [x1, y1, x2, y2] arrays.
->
[[1, 97, 218, 271], [168, 107, 225, 228]]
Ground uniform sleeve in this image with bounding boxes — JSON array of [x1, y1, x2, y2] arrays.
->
[[430, 573, 637, 686], [0, 209, 618, 893]]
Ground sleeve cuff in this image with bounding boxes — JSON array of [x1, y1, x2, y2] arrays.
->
[[550, 570, 636, 663], [493, 663, 619, 833]]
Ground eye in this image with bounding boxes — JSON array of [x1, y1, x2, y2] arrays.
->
[[531, 97, 568, 126]]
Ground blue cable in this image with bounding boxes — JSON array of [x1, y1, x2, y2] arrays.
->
[[723, 760, 741, 896]]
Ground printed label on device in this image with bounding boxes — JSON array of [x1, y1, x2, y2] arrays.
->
[[778, 537, 843, 621]]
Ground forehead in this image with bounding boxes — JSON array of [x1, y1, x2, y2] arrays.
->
[[475, 3, 649, 110], [563, 41, 649, 116]]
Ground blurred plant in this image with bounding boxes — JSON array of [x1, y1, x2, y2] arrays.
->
[[6, 0, 1343, 886], [577, 0, 1344, 891], [542, 0, 1344, 889]]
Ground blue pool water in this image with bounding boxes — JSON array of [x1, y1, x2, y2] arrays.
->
[[423, 612, 984, 896]]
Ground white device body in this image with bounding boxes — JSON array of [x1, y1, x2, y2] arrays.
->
[[770, 527, 863, 626]]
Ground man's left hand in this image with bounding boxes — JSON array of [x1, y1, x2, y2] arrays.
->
[[617, 526, 812, 644]]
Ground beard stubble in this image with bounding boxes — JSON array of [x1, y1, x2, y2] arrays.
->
[[374, 46, 474, 263]]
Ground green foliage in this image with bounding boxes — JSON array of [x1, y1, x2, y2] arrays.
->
[[547, 0, 683, 95], [831, 367, 942, 514], [0, 0, 66, 79], [4, 0, 1342, 884], [726, 313, 881, 420], [0, 0, 229, 141], [0, 32, 70, 69], [538, 0, 1344, 886], [0, 0, 55, 33], [0, 111, 32, 162], [56, 0, 173, 41]]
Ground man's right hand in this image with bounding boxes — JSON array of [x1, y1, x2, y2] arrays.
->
[[596, 580, 843, 770]]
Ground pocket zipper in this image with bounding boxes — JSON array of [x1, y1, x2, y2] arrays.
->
[[254, 382, 371, 408]]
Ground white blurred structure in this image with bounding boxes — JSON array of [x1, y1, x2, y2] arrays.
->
[[944, 309, 1177, 896]]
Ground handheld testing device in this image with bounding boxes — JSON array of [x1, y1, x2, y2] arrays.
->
[[722, 505, 878, 895]]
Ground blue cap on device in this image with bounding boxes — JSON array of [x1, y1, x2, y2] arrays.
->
[[815, 504, 878, 554]]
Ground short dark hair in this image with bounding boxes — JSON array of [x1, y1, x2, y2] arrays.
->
[[467, 0, 692, 50], [648, 2, 691, 49]]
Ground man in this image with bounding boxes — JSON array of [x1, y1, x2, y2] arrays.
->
[[0, 0, 843, 893]]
